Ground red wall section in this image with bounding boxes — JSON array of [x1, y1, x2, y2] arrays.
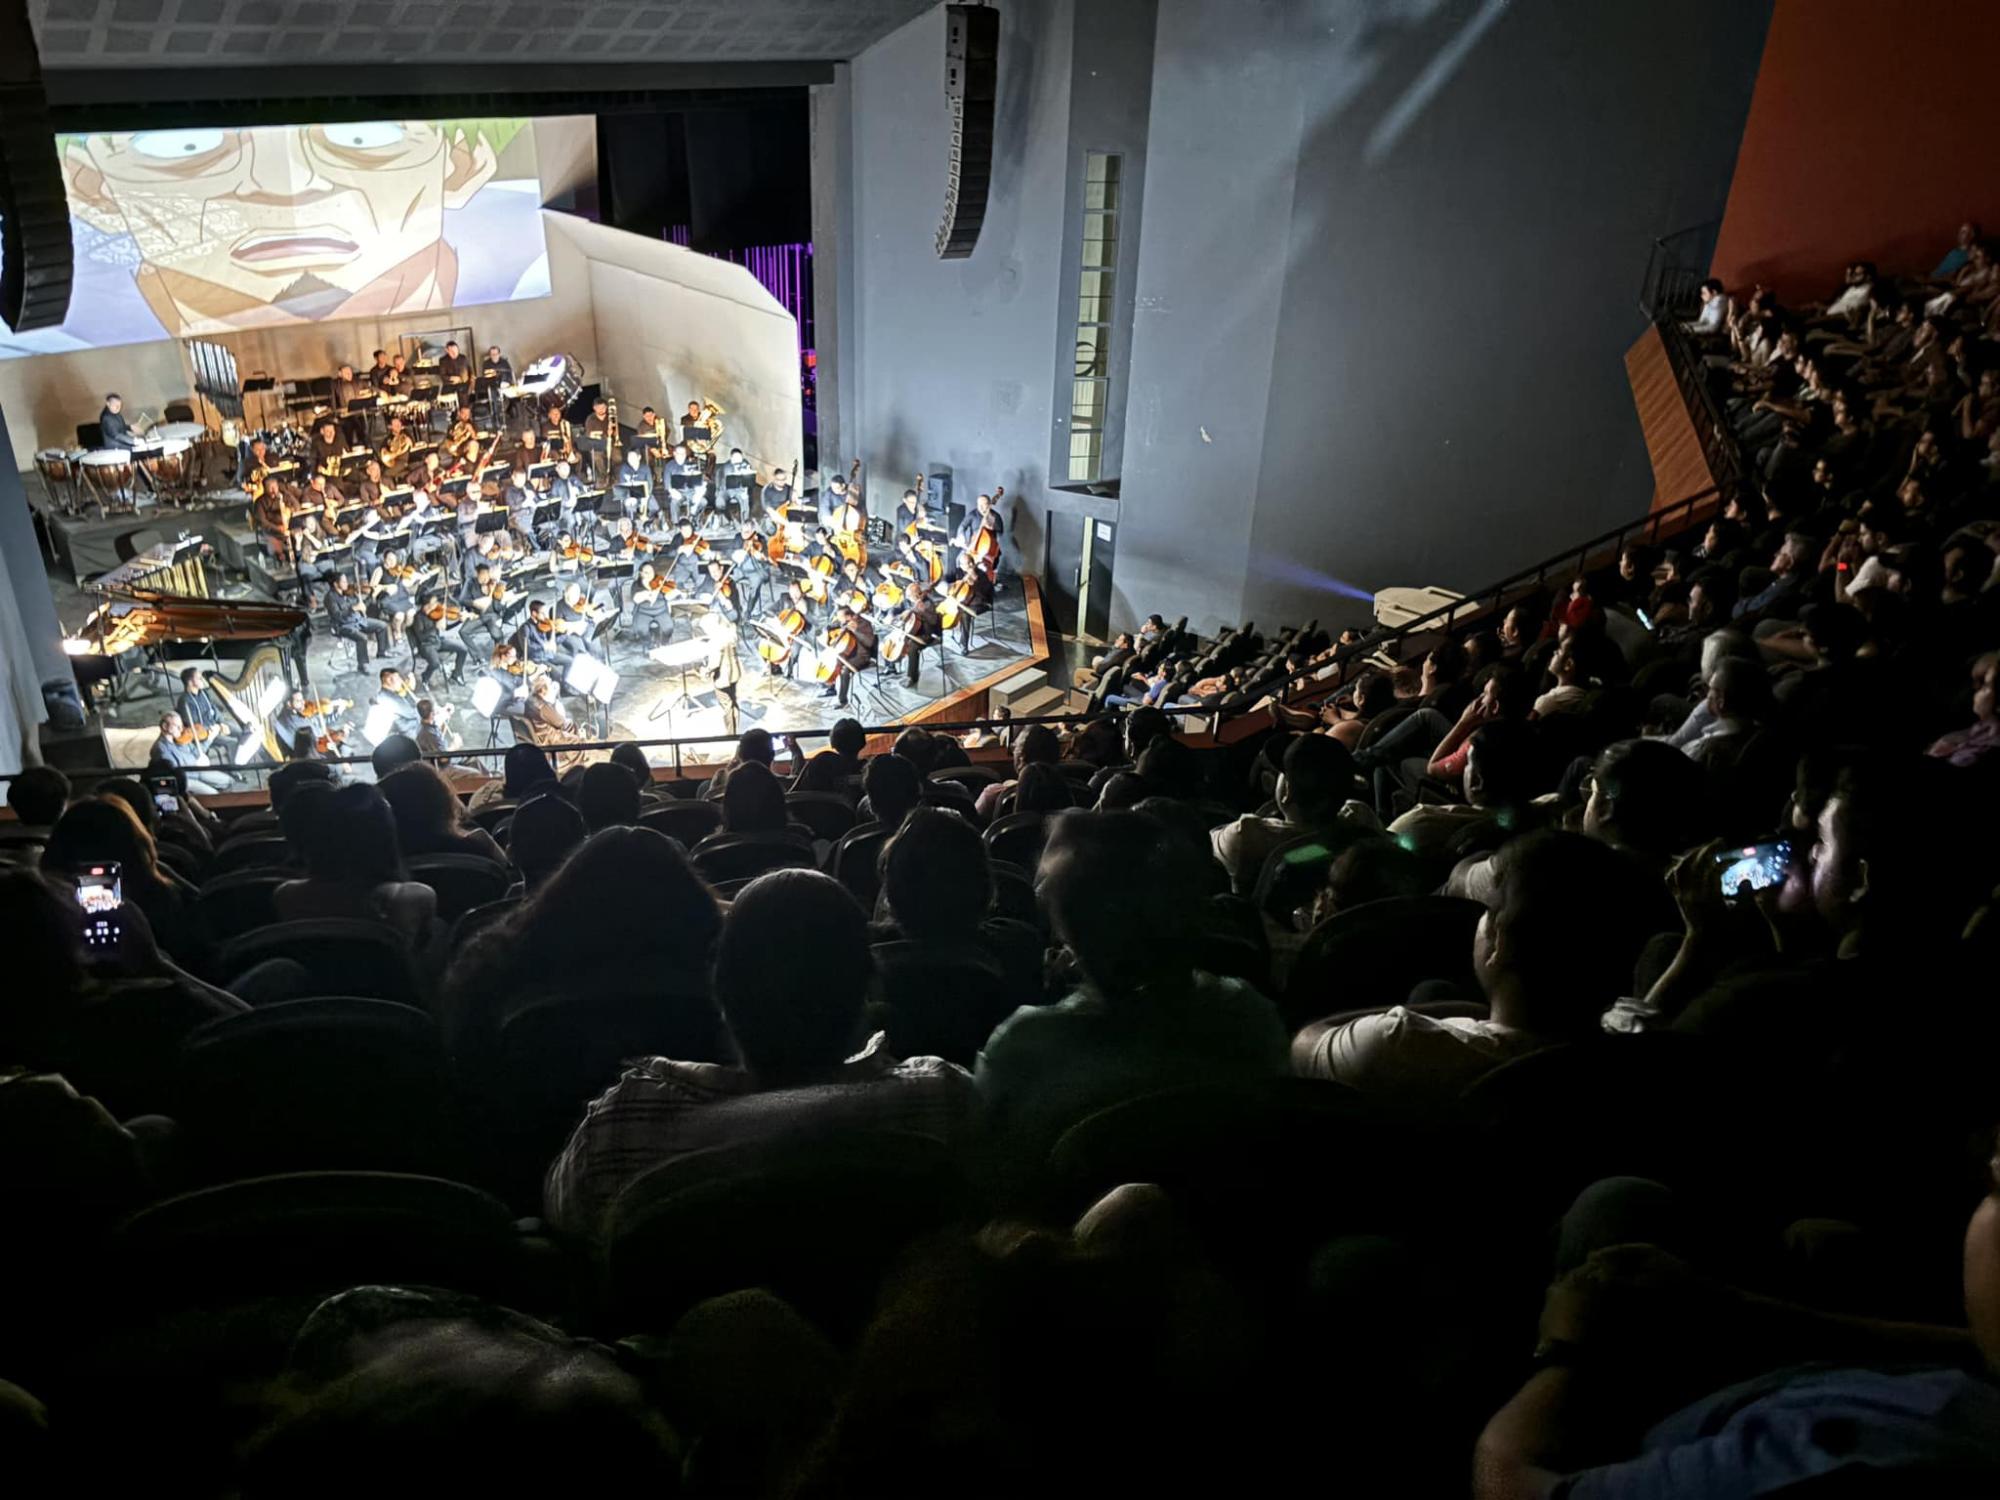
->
[[1709, 0, 2000, 300]]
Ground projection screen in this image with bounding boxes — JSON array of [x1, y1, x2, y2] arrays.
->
[[0, 117, 549, 359]]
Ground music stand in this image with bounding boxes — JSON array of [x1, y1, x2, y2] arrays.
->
[[646, 637, 712, 721]]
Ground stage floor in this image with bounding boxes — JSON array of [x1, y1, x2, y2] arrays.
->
[[49, 545, 1038, 778]]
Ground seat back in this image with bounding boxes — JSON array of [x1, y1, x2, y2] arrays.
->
[[174, 998, 454, 1180], [406, 852, 512, 922], [928, 764, 1001, 788], [1283, 895, 1483, 1029], [108, 1171, 521, 1311], [785, 791, 857, 842], [205, 834, 294, 877], [829, 824, 889, 906], [448, 895, 522, 954], [982, 811, 1048, 871], [988, 862, 1039, 926], [870, 942, 1014, 1067], [469, 800, 518, 835], [639, 798, 723, 846], [193, 869, 288, 943], [602, 1131, 966, 1337], [693, 832, 816, 885], [216, 919, 424, 1005]]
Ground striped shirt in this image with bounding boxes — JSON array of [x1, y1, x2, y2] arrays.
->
[[543, 1031, 973, 1241]]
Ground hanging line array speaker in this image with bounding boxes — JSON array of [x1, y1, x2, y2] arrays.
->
[[936, 4, 999, 261], [0, 0, 72, 334]]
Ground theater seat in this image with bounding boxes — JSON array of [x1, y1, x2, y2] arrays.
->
[[601, 1132, 966, 1339], [204, 834, 294, 878], [405, 853, 511, 922], [981, 811, 1048, 871], [1282, 896, 1484, 1031], [173, 997, 455, 1181], [785, 791, 857, 842], [869, 942, 1014, 1067], [640, 799, 723, 846], [193, 869, 287, 943], [828, 824, 889, 906], [693, 832, 816, 885], [216, 919, 424, 1006]]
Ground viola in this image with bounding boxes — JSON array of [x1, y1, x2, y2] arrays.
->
[[172, 723, 220, 745], [316, 727, 348, 755], [300, 697, 354, 717]]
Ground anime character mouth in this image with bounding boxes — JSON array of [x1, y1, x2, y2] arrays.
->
[[229, 227, 362, 267]]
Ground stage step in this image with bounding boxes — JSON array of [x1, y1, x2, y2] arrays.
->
[[1007, 685, 1067, 719], [989, 667, 1048, 712]]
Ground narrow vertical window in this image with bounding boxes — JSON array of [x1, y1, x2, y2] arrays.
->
[[1067, 152, 1120, 482]]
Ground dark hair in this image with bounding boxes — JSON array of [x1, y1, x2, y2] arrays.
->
[[1280, 734, 1356, 823], [1485, 831, 1654, 1031], [1352, 671, 1396, 716], [371, 734, 421, 779], [501, 743, 558, 800], [0, 870, 86, 1035], [715, 871, 872, 1082], [96, 777, 157, 836], [891, 728, 940, 774], [1464, 721, 1538, 808], [863, 752, 923, 829], [1425, 640, 1467, 683], [179, 666, 199, 687], [720, 761, 788, 834], [1134, 734, 1198, 801], [576, 763, 642, 834], [829, 718, 865, 758], [1013, 725, 1060, 771], [793, 750, 854, 795], [1038, 811, 1203, 998], [1095, 771, 1148, 811], [506, 793, 586, 890], [608, 743, 652, 786], [377, 763, 470, 853], [268, 758, 335, 812], [1324, 837, 1432, 911], [881, 808, 991, 940], [1012, 762, 1073, 815], [732, 729, 776, 769], [448, 828, 720, 1019], [44, 796, 163, 889], [1588, 740, 1710, 859], [1069, 717, 1124, 767], [302, 784, 406, 886]]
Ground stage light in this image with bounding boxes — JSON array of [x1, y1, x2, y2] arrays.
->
[[470, 676, 505, 717]]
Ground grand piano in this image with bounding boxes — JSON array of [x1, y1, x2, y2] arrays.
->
[[67, 538, 312, 759]]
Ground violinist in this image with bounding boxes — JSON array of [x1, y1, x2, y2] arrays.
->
[[630, 560, 676, 646], [327, 572, 391, 675], [558, 581, 611, 661], [404, 485, 451, 566], [670, 520, 710, 591], [373, 667, 424, 740], [272, 689, 355, 760], [523, 600, 575, 669], [152, 711, 233, 794], [414, 586, 470, 688], [459, 561, 511, 655], [176, 667, 244, 764], [703, 558, 742, 625], [820, 604, 876, 709], [367, 547, 420, 650], [485, 641, 531, 713]]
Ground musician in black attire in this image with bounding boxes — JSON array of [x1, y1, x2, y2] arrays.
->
[[327, 573, 390, 674], [582, 398, 613, 485], [99, 392, 141, 449], [948, 548, 995, 651], [630, 561, 675, 646], [408, 599, 467, 688], [436, 341, 472, 398], [703, 559, 742, 625], [897, 581, 942, 688], [373, 667, 424, 740], [823, 605, 877, 708], [458, 562, 511, 656], [175, 667, 241, 761], [557, 582, 609, 662], [332, 363, 371, 445], [524, 601, 578, 671], [367, 349, 393, 388], [667, 443, 705, 522], [309, 419, 347, 479], [481, 345, 512, 428]]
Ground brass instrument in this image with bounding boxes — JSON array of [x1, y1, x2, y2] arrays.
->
[[687, 399, 724, 459]]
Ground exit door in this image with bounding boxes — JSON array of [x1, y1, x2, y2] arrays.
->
[[1043, 515, 1116, 640]]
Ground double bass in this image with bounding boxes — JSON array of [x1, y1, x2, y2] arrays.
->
[[968, 485, 1006, 577]]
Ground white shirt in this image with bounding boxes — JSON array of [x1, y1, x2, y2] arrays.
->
[[1301, 1006, 1545, 1103]]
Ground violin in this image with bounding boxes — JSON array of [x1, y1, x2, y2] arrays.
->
[[300, 696, 354, 717], [424, 599, 464, 624], [560, 539, 597, 563], [316, 727, 349, 755], [172, 723, 220, 745]]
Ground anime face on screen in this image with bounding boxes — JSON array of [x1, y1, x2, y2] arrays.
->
[[46, 118, 542, 342]]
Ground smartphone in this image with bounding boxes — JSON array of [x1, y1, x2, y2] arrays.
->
[[74, 862, 125, 956], [152, 788, 181, 816], [1636, 607, 1654, 630], [1714, 840, 1791, 899]]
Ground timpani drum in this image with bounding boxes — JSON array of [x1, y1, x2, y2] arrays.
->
[[34, 448, 84, 511], [152, 421, 207, 444], [517, 353, 585, 409], [145, 437, 193, 496], [80, 449, 137, 509]]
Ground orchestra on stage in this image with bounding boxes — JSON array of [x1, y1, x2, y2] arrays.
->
[[47, 343, 1012, 778]]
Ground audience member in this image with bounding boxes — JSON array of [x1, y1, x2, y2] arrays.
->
[[377, 763, 506, 863], [4, 765, 69, 830], [575, 762, 643, 834], [505, 793, 586, 893], [273, 783, 436, 943]]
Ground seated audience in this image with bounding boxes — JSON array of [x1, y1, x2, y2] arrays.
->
[[4, 764, 69, 831], [504, 793, 586, 893], [377, 763, 506, 863], [1212, 733, 1364, 895], [273, 783, 436, 944], [545, 869, 973, 1240], [575, 762, 643, 834], [1293, 831, 1655, 1104], [41, 795, 203, 963]]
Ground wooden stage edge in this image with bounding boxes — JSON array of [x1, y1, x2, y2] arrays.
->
[[894, 574, 1053, 732], [1625, 324, 1722, 515]]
